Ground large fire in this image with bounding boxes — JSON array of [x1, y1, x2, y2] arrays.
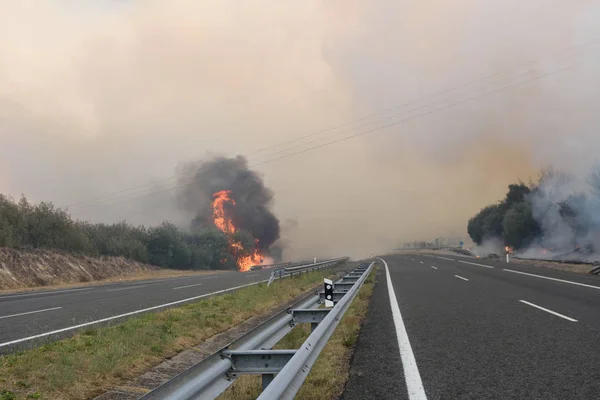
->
[[212, 190, 263, 271]]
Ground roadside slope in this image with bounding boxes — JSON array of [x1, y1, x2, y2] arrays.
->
[[0, 247, 182, 291]]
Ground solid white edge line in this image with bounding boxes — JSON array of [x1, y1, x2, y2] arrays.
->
[[0, 279, 269, 349], [0, 307, 62, 320], [172, 283, 204, 290], [454, 275, 469, 282], [458, 260, 494, 269], [431, 266, 438, 270], [378, 257, 428, 400], [504, 269, 600, 290], [437, 256, 455, 261], [0, 287, 91, 300], [518, 300, 578, 322]]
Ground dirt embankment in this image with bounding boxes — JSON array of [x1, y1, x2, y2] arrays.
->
[[0, 248, 161, 291]]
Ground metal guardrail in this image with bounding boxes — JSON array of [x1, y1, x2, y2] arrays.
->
[[258, 261, 374, 399], [267, 257, 348, 286], [140, 260, 374, 400]]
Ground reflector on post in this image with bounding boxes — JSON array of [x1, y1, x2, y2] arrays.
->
[[324, 278, 334, 308]]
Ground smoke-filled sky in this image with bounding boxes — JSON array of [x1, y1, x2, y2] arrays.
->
[[1, 0, 600, 260]]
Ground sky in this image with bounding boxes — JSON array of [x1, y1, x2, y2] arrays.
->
[[1, 0, 600, 260]]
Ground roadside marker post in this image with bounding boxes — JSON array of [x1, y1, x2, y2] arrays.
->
[[324, 278, 334, 308]]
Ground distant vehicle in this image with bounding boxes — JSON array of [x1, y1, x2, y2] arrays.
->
[[249, 265, 263, 271]]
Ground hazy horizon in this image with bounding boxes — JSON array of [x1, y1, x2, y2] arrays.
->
[[2, 0, 600, 260]]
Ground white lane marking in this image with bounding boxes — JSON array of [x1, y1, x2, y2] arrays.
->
[[518, 300, 578, 322], [0, 288, 91, 300], [172, 283, 204, 290], [458, 260, 494, 269], [246, 274, 260, 278], [437, 256, 455, 261], [0, 279, 269, 349], [0, 307, 62, 320], [420, 261, 424, 264], [107, 285, 148, 292], [504, 269, 600, 290], [378, 257, 427, 400], [431, 266, 438, 270], [454, 275, 469, 282]]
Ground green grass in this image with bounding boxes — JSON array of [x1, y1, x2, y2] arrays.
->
[[219, 268, 377, 400], [0, 270, 337, 400]]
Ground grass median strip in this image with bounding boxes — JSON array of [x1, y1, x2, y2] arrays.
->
[[0, 270, 338, 400], [219, 267, 376, 400]]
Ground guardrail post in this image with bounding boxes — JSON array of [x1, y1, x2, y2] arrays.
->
[[262, 374, 275, 390]]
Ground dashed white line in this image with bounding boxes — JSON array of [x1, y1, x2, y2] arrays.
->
[[431, 266, 438, 270], [437, 256, 455, 261], [378, 257, 428, 400], [518, 300, 578, 322], [458, 260, 494, 269], [246, 274, 260, 278], [504, 269, 600, 290], [454, 275, 469, 282], [420, 261, 424, 264], [107, 285, 148, 292], [0, 307, 62, 320], [172, 283, 204, 290], [0, 279, 269, 349]]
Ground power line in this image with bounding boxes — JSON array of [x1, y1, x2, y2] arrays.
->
[[70, 53, 593, 213], [65, 36, 600, 210]]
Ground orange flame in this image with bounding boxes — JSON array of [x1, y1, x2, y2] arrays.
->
[[212, 190, 263, 271]]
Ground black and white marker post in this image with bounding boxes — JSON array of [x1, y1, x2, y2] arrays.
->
[[324, 278, 334, 308]]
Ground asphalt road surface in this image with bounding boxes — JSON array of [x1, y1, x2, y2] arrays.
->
[[0, 268, 279, 353], [343, 253, 600, 400]]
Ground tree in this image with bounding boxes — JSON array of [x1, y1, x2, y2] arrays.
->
[[502, 183, 531, 210], [468, 204, 503, 245], [502, 202, 539, 249], [0, 193, 261, 270]]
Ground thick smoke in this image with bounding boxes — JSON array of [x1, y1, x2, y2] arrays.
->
[[176, 156, 280, 251], [522, 168, 600, 260], [1, 1, 600, 261]]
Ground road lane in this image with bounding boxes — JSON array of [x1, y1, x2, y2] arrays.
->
[[0, 269, 276, 351], [344, 254, 600, 399], [426, 254, 600, 331]]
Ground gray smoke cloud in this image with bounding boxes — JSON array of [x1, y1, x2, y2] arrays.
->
[[176, 155, 280, 251], [522, 168, 600, 261], [2, 1, 600, 261]]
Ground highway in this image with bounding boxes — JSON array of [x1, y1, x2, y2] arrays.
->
[[0, 268, 277, 353], [343, 253, 600, 400]]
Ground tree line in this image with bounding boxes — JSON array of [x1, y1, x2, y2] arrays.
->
[[467, 169, 600, 253], [0, 194, 256, 270]]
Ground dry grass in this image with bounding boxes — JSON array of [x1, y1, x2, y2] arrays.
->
[[0, 270, 336, 400], [219, 268, 376, 400]]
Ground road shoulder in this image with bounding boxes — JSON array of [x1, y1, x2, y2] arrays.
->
[[341, 267, 407, 400]]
